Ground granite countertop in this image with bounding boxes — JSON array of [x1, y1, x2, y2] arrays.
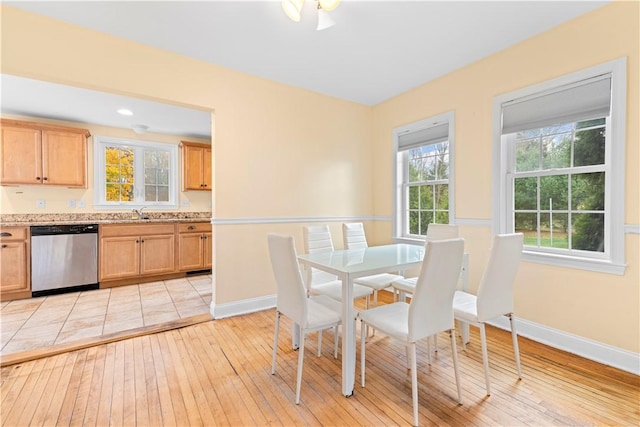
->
[[0, 212, 212, 227]]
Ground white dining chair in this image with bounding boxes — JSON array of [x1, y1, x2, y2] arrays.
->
[[391, 223, 460, 302], [302, 225, 374, 303], [342, 222, 404, 308], [359, 238, 465, 427], [453, 233, 523, 396], [267, 233, 342, 404]]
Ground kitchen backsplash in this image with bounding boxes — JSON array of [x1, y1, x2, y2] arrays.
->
[[1, 211, 211, 224]]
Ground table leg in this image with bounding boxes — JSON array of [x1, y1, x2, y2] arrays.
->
[[292, 323, 300, 350], [341, 273, 355, 397]]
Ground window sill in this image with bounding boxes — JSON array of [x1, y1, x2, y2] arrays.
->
[[93, 203, 179, 211], [522, 250, 626, 275]]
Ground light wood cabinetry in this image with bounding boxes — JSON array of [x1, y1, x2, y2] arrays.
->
[[177, 222, 212, 271], [0, 119, 90, 187], [0, 227, 31, 301], [99, 223, 176, 283], [180, 141, 212, 191]]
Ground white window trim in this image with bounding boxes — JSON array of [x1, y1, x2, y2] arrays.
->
[[93, 135, 179, 210], [393, 111, 456, 243], [492, 58, 627, 275]]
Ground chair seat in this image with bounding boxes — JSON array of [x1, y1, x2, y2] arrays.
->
[[307, 296, 342, 330], [453, 290, 479, 323], [355, 273, 404, 291], [391, 276, 417, 293], [358, 302, 410, 340], [310, 280, 373, 301]]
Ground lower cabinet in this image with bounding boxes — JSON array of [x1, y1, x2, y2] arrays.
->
[[100, 223, 176, 282], [177, 222, 212, 271], [0, 226, 31, 301]]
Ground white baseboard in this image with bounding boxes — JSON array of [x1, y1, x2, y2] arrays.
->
[[211, 294, 276, 319], [488, 316, 640, 375], [211, 294, 639, 376]]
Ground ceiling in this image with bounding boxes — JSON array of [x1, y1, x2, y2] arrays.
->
[[2, 0, 609, 138]]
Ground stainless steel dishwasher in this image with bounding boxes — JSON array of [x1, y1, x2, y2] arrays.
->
[[30, 224, 99, 297]]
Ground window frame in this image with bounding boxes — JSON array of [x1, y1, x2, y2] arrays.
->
[[93, 135, 179, 210], [492, 58, 627, 274], [393, 111, 456, 243]]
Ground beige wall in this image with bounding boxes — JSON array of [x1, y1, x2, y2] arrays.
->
[[371, 2, 639, 353], [0, 6, 373, 307], [0, 113, 211, 214], [1, 3, 638, 355]]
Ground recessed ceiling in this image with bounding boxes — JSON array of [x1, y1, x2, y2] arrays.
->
[[2, 0, 609, 136]]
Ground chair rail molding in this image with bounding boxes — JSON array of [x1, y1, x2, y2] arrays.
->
[[211, 215, 391, 225]]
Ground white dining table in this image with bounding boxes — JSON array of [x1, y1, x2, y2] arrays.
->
[[297, 243, 469, 397]]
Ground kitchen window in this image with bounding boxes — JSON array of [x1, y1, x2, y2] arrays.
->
[[94, 136, 178, 209], [393, 112, 455, 241], [493, 58, 627, 274]]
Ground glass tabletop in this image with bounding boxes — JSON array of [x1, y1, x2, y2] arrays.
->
[[297, 243, 425, 274]]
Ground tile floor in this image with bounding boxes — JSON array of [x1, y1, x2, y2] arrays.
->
[[0, 274, 212, 356]]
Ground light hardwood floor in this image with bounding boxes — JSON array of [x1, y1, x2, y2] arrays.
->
[[1, 304, 638, 426]]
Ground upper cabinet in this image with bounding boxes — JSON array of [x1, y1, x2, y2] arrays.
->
[[180, 140, 212, 191], [0, 119, 90, 188]]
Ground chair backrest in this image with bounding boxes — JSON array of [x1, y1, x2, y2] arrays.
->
[[267, 233, 308, 326], [342, 222, 368, 250], [476, 233, 523, 321], [425, 223, 460, 242], [408, 238, 465, 341], [302, 225, 338, 284]]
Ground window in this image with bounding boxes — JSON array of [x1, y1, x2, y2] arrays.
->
[[493, 58, 627, 274], [94, 136, 178, 209], [394, 112, 455, 241]]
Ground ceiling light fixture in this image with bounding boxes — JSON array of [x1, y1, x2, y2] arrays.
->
[[132, 124, 149, 134], [117, 108, 133, 116], [281, 0, 341, 30]]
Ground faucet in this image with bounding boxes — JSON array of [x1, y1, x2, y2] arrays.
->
[[132, 207, 147, 219]]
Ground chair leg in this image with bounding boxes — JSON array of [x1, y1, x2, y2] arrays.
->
[[508, 314, 522, 379], [405, 344, 411, 369], [410, 342, 419, 427], [426, 337, 432, 365], [360, 320, 366, 387], [271, 311, 280, 375], [334, 325, 339, 359], [449, 329, 463, 404], [318, 330, 323, 357], [479, 323, 491, 396], [295, 331, 306, 404]]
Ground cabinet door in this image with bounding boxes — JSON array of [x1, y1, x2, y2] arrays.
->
[[178, 233, 204, 271], [202, 147, 212, 190], [0, 241, 29, 294], [100, 236, 140, 281], [140, 234, 176, 276], [183, 145, 205, 190], [42, 130, 87, 187], [203, 232, 213, 269], [0, 126, 41, 185]]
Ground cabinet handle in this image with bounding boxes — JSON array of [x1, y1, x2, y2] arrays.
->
[[141, 239, 145, 243], [188, 225, 196, 230], [43, 177, 48, 181], [0, 232, 11, 237], [203, 184, 207, 187], [1, 244, 7, 249], [36, 177, 41, 181], [136, 239, 140, 243]]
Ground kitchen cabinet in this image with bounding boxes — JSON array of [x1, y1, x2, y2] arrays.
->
[[177, 222, 212, 271], [180, 141, 212, 191], [99, 223, 176, 282], [0, 119, 90, 188], [0, 226, 31, 301]]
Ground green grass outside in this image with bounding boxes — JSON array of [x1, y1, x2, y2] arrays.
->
[[521, 231, 569, 249]]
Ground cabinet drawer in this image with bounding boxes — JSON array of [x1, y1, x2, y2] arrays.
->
[[0, 227, 28, 240], [178, 222, 212, 233], [100, 223, 175, 237]]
